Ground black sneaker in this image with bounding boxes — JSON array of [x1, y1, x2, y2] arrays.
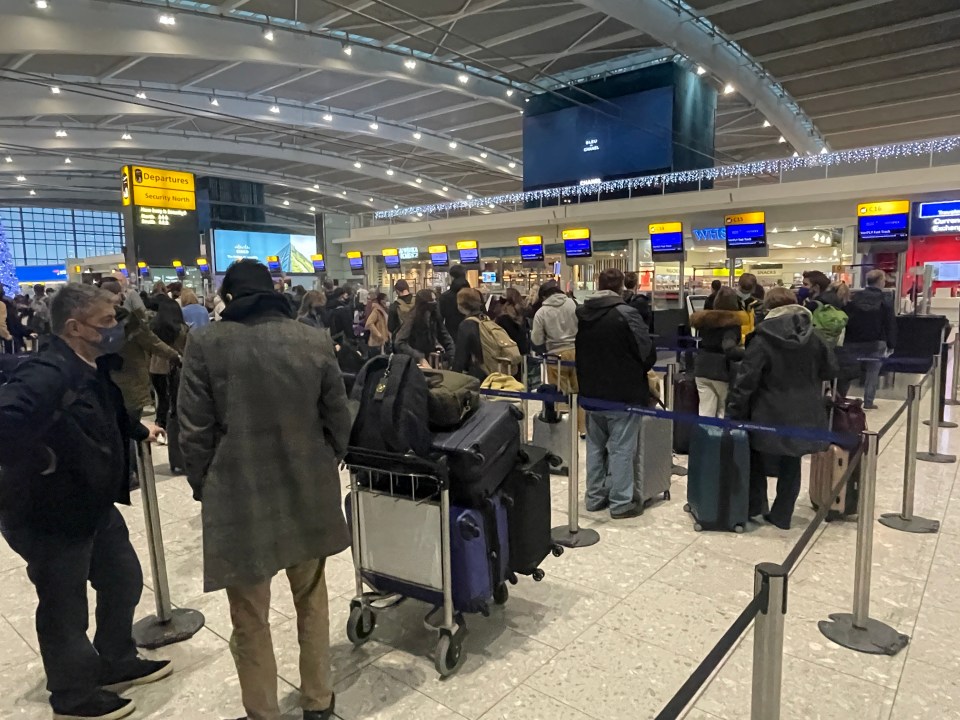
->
[[53, 690, 135, 720], [610, 502, 644, 520], [101, 658, 173, 690], [304, 694, 336, 720], [863, 402, 879, 410]]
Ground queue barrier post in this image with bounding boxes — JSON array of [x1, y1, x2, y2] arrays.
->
[[551, 391, 600, 549], [880, 384, 940, 533], [946, 332, 960, 406], [132, 441, 206, 649], [924, 342, 958, 428], [819, 431, 910, 655], [751, 562, 787, 720], [917, 351, 957, 464], [520, 355, 530, 443]]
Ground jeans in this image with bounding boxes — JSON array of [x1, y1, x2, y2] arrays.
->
[[838, 341, 886, 405], [585, 410, 643, 513], [695, 377, 728, 418], [226, 559, 332, 720], [749, 451, 802, 527], [0, 507, 143, 713]]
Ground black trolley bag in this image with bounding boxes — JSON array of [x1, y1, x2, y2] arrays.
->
[[165, 367, 185, 475], [501, 444, 563, 579]]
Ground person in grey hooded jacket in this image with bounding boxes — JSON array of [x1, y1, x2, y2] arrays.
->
[[531, 280, 583, 431]]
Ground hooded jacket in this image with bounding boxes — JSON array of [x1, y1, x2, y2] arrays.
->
[[575, 290, 657, 405], [531, 293, 578, 353], [689, 309, 747, 382], [844, 286, 896, 348], [439, 277, 470, 337], [725, 304, 837, 457], [387, 294, 414, 335]]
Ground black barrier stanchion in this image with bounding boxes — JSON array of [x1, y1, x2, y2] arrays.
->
[[551, 391, 600, 549], [819, 431, 910, 655], [923, 341, 958, 429], [880, 384, 941, 534], [132, 442, 205, 649], [917, 351, 957, 463], [751, 562, 787, 720], [947, 332, 960, 406]]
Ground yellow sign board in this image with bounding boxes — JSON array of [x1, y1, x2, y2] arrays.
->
[[346, 251, 363, 259], [382, 248, 399, 257], [561, 228, 590, 241], [428, 244, 448, 254], [133, 185, 196, 211], [196, 258, 208, 266], [311, 254, 324, 262], [172, 260, 183, 268], [130, 166, 196, 193], [122, 165, 196, 211], [121, 166, 132, 206], [456, 240, 478, 250], [518, 235, 543, 246], [725, 212, 765, 225], [857, 200, 909, 217], [711, 268, 745, 277], [649, 222, 682, 235]]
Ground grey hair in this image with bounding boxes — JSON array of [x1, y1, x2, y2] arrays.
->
[[51, 283, 115, 335]]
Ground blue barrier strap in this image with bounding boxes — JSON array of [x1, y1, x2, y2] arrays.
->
[[578, 396, 855, 447], [480, 388, 566, 403]]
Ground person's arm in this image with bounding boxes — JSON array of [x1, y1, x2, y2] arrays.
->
[[618, 305, 656, 371], [130, 314, 179, 362], [316, 335, 352, 459], [177, 336, 216, 500], [387, 302, 400, 335], [725, 344, 767, 420], [0, 302, 10, 341], [530, 311, 546, 351], [0, 360, 70, 462], [452, 322, 471, 373], [394, 318, 424, 361], [721, 327, 745, 362], [883, 294, 897, 349], [436, 313, 456, 359]]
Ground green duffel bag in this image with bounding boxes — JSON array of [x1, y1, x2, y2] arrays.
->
[[423, 369, 481, 430]]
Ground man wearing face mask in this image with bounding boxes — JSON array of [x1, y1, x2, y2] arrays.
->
[[0, 283, 170, 720]]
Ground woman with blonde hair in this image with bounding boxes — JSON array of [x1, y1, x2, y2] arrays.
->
[[180, 288, 210, 329]]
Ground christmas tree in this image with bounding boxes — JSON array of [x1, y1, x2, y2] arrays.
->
[[0, 219, 18, 297]]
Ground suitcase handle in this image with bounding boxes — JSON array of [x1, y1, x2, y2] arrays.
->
[[457, 515, 481, 540]]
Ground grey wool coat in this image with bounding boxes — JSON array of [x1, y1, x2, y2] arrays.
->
[[178, 298, 352, 592]]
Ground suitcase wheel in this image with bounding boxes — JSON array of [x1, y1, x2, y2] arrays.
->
[[551, 545, 564, 558], [663, 490, 671, 501], [734, 524, 745, 534], [683, 503, 691, 513], [493, 583, 509, 605], [346, 605, 376, 647], [546, 453, 563, 469], [693, 522, 703, 532], [435, 633, 464, 678], [532, 568, 545, 582]]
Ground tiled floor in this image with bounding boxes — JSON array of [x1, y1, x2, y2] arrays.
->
[[2, 381, 960, 719]]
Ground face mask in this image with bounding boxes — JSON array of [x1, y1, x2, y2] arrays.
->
[[83, 322, 126, 354], [797, 287, 811, 302]]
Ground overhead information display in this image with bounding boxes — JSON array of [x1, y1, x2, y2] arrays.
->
[[347, 251, 364, 271], [429, 244, 450, 268], [121, 164, 200, 267], [562, 228, 592, 259], [724, 211, 767, 250], [518, 235, 545, 262], [311, 254, 326, 272], [858, 200, 909, 243], [382, 248, 401, 269], [649, 222, 684, 255], [457, 240, 480, 265]]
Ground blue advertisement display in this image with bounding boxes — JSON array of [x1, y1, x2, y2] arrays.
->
[[911, 200, 960, 236], [651, 231, 684, 254], [726, 224, 767, 249], [213, 230, 317, 273], [692, 226, 726, 242], [858, 214, 908, 242], [15, 264, 68, 284], [564, 238, 592, 259]]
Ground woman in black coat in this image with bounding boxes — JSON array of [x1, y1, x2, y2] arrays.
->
[[726, 287, 837, 529], [689, 287, 747, 418], [395, 289, 455, 367], [494, 288, 531, 356]]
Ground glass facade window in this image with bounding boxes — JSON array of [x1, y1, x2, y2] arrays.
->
[[0, 207, 125, 266]]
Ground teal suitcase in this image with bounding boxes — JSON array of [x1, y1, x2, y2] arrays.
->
[[685, 425, 750, 533]]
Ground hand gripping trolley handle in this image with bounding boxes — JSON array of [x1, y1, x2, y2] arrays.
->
[[342, 447, 467, 677]]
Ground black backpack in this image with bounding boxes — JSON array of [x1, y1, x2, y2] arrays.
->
[[349, 353, 432, 456]]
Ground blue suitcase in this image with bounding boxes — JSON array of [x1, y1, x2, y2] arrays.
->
[[345, 491, 511, 614], [685, 425, 750, 533]]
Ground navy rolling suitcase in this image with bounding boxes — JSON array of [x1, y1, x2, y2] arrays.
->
[[685, 425, 750, 532], [432, 401, 523, 506], [501, 445, 561, 579]]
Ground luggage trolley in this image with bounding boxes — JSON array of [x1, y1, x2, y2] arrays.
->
[[342, 448, 468, 677]]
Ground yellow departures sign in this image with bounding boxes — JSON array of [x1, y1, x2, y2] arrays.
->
[[857, 200, 909, 216], [649, 222, 682, 235], [725, 211, 765, 226], [122, 165, 197, 211]]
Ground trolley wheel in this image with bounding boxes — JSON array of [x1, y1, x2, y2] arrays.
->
[[434, 634, 464, 678], [683, 503, 691, 513], [551, 545, 564, 558], [734, 524, 745, 534], [494, 583, 509, 605], [693, 523, 703, 532], [664, 490, 672, 501], [532, 568, 546, 582], [346, 606, 376, 646]]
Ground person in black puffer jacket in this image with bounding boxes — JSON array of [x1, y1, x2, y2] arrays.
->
[[439, 265, 471, 338], [395, 288, 456, 367], [689, 287, 749, 418]]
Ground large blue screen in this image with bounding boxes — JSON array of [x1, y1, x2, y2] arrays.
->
[[213, 230, 317, 273], [522, 86, 674, 190]]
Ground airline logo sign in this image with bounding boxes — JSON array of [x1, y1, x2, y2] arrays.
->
[[122, 165, 197, 211], [648, 222, 682, 235], [858, 200, 909, 217]]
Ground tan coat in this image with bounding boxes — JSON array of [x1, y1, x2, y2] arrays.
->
[[364, 303, 390, 350], [0, 301, 11, 342]]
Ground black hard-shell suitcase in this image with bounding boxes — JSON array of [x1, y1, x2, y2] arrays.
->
[[502, 445, 562, 579], [672, 372, 699, 454], [432, 401, 522, 505]]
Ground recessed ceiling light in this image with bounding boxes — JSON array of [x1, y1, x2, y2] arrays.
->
[[508, 161, 516, 169], [50, 86, 60, 94], [263, 28, 275, 42], [792, 151, 799, 157], [778, 136, 786, 143], [480, 152, 488, 159], [64, 157, 71, 164], [394, 204, 399, 209], [415, 178, 422, 184], [457, 74, 469, 84], [309, 206, 316, 212], [449, 141, 457, 149], [696, 66, 706, 76], [343, 45, 352, 56], [29, 189, 36, 196], [209, 97, 219, 107], [413, 131, 421, 140], [282, 200, 290, 206], [723, 83, 735, 95], [506, 89, 514, 97], [404, 59, 417, 70], [34, 0, 49, 8], [16, 175, 26, 182], [55, 129, 67, 137], [158, 13, 176, 26], [417, 212, 423, 217], [369, 122, 378, 130], [792, 226, 798, 232], [386, 169, 395, 176], [442, 186, 448, 191], [520, 110, 524, 115], [313, 184, 320, 189], [368, 197, 374, 202], [771, 227, 778, 233], [466, 194, 473, 200], [269, 105, 280, 113], [4, 156, 11, 163], [322, 113, 333, 122], [353, 161, 362, 168], [488, 203, 494, 209], [121, 132, 132, 140], [136, 91, 147, 100], [820, 147, 829, 154], [762, 120, 771, 128]]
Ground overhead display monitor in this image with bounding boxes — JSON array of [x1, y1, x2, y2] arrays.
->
[[725, 212, 767, 250], [347, 251, 364, 271], [311, 254, 326, 272], [212, 229, 317, 273], [518, 235, 545, 262], [858, 200, 909, 243], [912, 200, 960, 236], [457, 240, 480, 265], [122, 164, 200, 267], [196, 257, 211, 274], [562, 228, 592, 259], [398, 246, 420, 261], [649, 222, 684, 255], [266, 255, 282, 273], [429, 244, 450, 268], [482, 271, 497, 283], [382, 248, 401, 269]]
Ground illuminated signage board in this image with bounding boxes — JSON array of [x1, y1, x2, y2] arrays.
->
[[482, 271, 497, 283], [692, 226, 727, 242], [137, 261, 150, 277], [122, 164, 200, 266], [398, 246, 420, 261], [428, 244, 449, 268], [382, 248, 401, 269], [266, 255, 282, 273], [456, 240, 480, 265], [725, 211, 767, 250], [912, 200, 960, 236], [311, 254, 326, 272], [196, 257, 210, 273], [518, 235, 544, 262], [347, 251, 364, 271], [561, 228, 592, 259], [858, 200, 909, 242], [649, 222, 684, 255]]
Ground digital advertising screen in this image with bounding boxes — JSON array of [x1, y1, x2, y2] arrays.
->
[[857, 201, 909, 243], [562, 228, 592, 259], [382, 249, 401, 269], [912, 200, 960, 236], [482, 271, 497, 283], [212, 229, 317, 273], [347, 251, 364, 271], [649, 222, 684, 255], [725, 212, 767, 250], [457, 240, 480, 265], [429, 245, 449, 268], [518, 235, 545, 262]]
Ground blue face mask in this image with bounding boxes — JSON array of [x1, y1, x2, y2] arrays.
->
[[84, 322, 126, 355], [797, 287, 811, 302]]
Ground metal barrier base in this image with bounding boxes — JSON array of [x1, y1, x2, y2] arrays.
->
[[133, 608, 206, 650], [924, 420, 959, 429], [818, 613, 909, 656], [671, 463, 688, 477], [551, 526, 600, 548], [916, 451, 957, 463], [879, 513, 940, 534], [947, 399, 960, 406]]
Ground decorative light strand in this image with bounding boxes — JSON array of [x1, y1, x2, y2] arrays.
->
[[374, 135, 960, 220]]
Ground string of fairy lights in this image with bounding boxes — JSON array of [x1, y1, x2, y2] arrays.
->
[[373, 135, 960, 220]]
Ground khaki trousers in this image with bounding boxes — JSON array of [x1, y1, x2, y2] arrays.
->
[[226, 558, 332, 720], [545, 348, 586, 434]]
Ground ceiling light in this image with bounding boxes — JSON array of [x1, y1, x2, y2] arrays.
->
[[269, 105, 280, 113], [820, 147, 828, 154], [506, 89, 514, 97], [442, 186, 448, 192], [16, 175, 26, 182], [792, 226, 798, 232], [771, 227, 778, 233], [792, 151, 799, 157], [50, 86, 60, 95], [508, 161, 516, 169], [282, 200, 290, 206], [209, 97, 219, 106], [309, 206, 316, 212], [353, 161, 362, 168], [34, 0, 49, 8], [386, 169, 394, 176], [55, 129, 67, 137], [519, 110, 524, 115], [696, 66, 706, 76], [778, 136, 786, 143], [368, 197, 374, 202], [413, 178, 422, 184], [369, 122, 378, 130], [457, 74, 469, 84], [121, 132, 132, 140], [4, 157, 11, 163], [313, 184, 320, 189], [413, 131, 422, 140], [64, 157, 71, 164], [404, 59, 417, 70], [466, 194, 473, 200], [416, 212, 423, 218], [158, 13, 176, 26], [723, 83, 735, 95], [488, 203, 495, 209], [394, 204, 399, 209], [449, 141, 457, 149], [263, 28, 275, 42], [322, 113, 333, 123], [29, 189, 36, 196], [136, 91, 147, 100], [480, 152, 488, 159], [343, 45, 352, 56]]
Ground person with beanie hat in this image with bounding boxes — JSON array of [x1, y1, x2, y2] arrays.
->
[[178, 259, 347, 720]]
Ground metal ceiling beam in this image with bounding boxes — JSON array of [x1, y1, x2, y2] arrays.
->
[[181, 61, 243, 88], [379, 0, 513, 46], [699, 0, 764, 15], [731, 0, 896, 42], [576, 0, 826, 153], [251, 69, 322, 96], [778, 39, 960, 84], [97, 56, 147, 82], [311, 1, 378, 32]]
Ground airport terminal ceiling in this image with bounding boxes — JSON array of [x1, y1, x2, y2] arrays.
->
[[1, 0, 960, 222]]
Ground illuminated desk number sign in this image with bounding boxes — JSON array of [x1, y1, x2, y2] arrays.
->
[[857, 200, 909, 242], [562, 228, 592, 259], [311, 254, 326, 272], [457, 240, 480, 265], [382, 248, 401, 270], [347, 251, 364, 272], [137, 261, 150, 278], [429, 245, 450, 268], [518, 235, 545, 262], [266, 255, 282, 273], [649, 222, 684, 255], [724, 212, 767, 250]]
